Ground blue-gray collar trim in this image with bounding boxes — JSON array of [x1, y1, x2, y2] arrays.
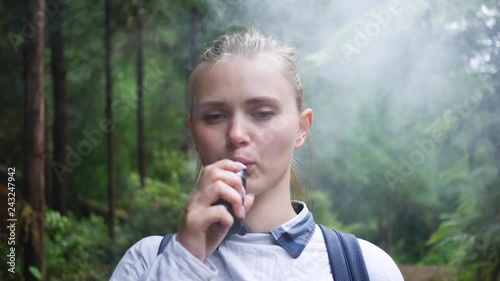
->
[[236, 201, 316, 258]]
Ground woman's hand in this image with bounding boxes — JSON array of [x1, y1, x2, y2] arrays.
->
[[176, 159, 255, 261]]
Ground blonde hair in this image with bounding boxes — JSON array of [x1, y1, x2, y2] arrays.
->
[[187, 28, 307, 200]]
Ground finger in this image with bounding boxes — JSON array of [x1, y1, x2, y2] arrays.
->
[[197, 180, 245, 218], [199, 162, 246, 194], [184, 204, 234, 231], [206, 219, 231, 254], [197, 165, 246, 203], [202, 159, 246, 179], [202, 167, 246, 198], [213, 159, 247, 172], [202, 205, 235, 231]]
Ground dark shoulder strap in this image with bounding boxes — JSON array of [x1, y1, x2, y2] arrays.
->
[[157, 234, 175, 256], [319, 224, 370, 281]]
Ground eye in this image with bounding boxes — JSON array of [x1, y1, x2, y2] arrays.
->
[[253, 111, 275, 120], [203, 113, 225, 122]]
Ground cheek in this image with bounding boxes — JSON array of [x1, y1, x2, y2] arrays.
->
[[256, 123, 297, 159], [257, 114, 299, 146], [193, 127, 224, 163]]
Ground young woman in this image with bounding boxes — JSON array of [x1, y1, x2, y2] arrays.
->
[[110, 28, 404, 281]]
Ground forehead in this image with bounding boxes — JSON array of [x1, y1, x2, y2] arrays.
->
[[192, 56, 296, 105]]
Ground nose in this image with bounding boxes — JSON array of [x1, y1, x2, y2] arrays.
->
[[226, 116, 250, 148]]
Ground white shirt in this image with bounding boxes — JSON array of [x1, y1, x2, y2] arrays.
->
[[110, 201, 404, 281]]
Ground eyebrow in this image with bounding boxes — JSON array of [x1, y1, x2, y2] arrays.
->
[[196, 96, 281, 110], [196, 100, 226, 110], [245, 96, 281, 107]]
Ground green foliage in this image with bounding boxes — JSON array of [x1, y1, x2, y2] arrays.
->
[[428, 178, 500, 280], [45, 210, 112, 281], [28, 267, 42, 280], [422, 2, 500, 278], [43, 171, 190, 281], [148, 149, 193, 185], [307, 190, 345, 231], [118, 173, 190, 244]]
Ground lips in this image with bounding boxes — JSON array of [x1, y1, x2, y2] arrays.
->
[[232, 157, 254, 165], [232, 157, 255, 173]]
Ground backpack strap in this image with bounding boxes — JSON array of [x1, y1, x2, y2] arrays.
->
[[319, 224, 370, 281], [157, 233, 175, 255]]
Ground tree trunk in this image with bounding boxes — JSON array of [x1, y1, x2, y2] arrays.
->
[[137, 0, 146, 188], [183, 7, 200, 153], [51, 2, 68, 216], [189, 7, 200, 71], [45, 112, 52, 210], [23, 0, 47, 280], [105, 0, 116, 239]]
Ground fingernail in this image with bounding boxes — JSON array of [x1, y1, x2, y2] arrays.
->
[[240, 187, 246, 198], [240, 206, 246, 219], [235, 162, 247, 169]]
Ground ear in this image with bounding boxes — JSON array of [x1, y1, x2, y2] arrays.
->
[[295, 108, 313, 149]]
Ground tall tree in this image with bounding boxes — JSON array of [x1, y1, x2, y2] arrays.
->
[[137, 0, 146, 188], [23, 0, 47, 280], [51, 1, 68, 216], [44, 114, 52, 210], [183, 6, 200, 153], [189, 7, 200, 75], [105, 0, 116, 239]]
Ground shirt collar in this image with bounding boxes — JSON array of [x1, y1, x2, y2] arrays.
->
[[237, 200, 316, 259]]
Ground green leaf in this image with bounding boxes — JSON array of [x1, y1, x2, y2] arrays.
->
[[29, 266, 42, 280]]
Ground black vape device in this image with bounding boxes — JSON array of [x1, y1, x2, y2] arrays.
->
[[213, 169, 247, 235]]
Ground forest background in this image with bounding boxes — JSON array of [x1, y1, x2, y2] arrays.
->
[[0, 0, 499, 280]]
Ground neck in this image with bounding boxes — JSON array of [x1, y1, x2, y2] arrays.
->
[[243, 173, 297, 233]]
